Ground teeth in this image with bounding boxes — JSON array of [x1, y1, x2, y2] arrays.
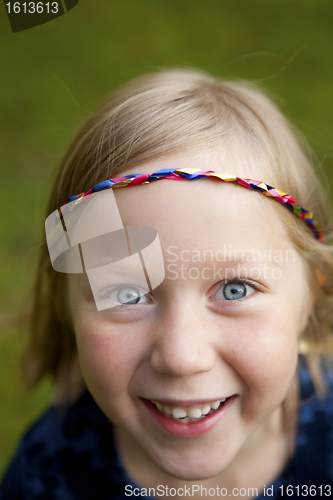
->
[[202, 405, 211, 415], [172, 408, 187, 419], [152, 398, 228, 421], [188, 408, 202, 419]]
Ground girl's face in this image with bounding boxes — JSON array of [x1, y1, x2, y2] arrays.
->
[[68, 153, 310, 482]]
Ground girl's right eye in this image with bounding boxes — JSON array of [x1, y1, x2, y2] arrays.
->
[[104, 285, 150, 307]]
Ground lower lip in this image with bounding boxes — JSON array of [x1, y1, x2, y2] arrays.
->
[[141, 396, 237, 438]]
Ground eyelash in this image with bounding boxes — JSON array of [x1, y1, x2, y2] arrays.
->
[[101, 279, 259, 309], [99, 284, 150, 309], [209, 278, 259, 304]]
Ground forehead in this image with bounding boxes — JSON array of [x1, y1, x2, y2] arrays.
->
[[113, 164, 291, 257]]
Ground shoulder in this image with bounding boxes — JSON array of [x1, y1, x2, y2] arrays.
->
[[298, 355, 333, 423], [287, 356, 333, 487], [0, 391, 126, 500]]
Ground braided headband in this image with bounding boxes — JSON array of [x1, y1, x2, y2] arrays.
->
[[63, 167, 323, 242]]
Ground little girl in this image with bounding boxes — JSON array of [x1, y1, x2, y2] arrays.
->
[[1, 69, 333, 499]]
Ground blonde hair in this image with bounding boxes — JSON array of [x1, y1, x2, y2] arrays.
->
[[22, 69, 333, 416]]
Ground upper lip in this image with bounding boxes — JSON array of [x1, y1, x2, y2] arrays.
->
[[142, 396, 231, 407]]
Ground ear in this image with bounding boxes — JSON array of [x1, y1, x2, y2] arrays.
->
[[315, 268, 325, 287]]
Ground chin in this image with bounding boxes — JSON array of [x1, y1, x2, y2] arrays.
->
[[154, 450, 231, 481], [169, 469, 219, 482]]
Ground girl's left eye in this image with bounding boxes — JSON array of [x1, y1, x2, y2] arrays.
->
[[212, 281, 256, 301], [106, 286, 150, 306]]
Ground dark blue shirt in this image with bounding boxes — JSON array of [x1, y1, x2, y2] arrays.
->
[[1, 358, 333, 499]]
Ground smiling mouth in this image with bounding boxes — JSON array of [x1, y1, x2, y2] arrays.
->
[[150, 398, 230, 423]]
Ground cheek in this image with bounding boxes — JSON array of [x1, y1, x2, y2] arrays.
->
[[224, 309, 299, 405], [73, 315, 147, 399]]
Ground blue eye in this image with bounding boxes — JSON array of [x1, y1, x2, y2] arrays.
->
[[104, 286, 150, 306], [116, 287, 142, 305], [211, 281, 256, 302], [223, 282, 247, 300]]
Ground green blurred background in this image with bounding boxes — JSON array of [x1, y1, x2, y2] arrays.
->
[[1, 0, 333, 476]]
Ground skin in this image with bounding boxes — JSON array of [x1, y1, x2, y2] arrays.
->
[[68, 152, 311, 497]]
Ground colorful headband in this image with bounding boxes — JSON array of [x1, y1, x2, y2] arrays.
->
[[63, 167, 323, 242]]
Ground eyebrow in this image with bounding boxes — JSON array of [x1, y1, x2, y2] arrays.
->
[[214, 257, 283, 271], [214, 253, 284, 269]]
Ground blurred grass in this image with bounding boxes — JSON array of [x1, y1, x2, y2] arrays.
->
[[1, 0, 333, 476]]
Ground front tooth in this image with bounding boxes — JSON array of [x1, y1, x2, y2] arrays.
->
[[164, 406, 172, 415], [202, 405, 211, 415], [188, 408, 202, 419], [211, 400, 220, 410], [172, 408, 187, 419]]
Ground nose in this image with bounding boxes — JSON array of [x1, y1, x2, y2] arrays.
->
[[150, 298, 216, 377]]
